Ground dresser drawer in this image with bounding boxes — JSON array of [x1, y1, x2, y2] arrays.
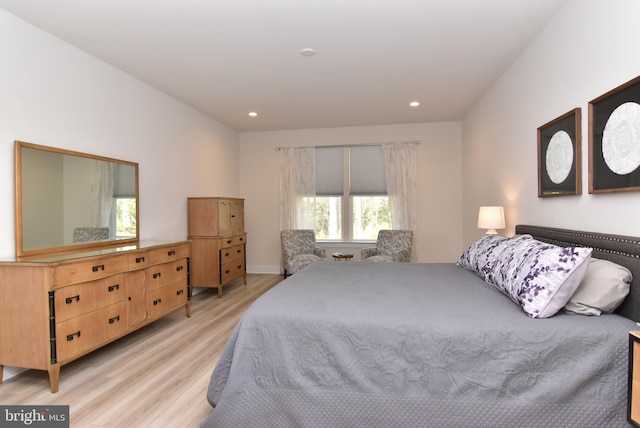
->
[[220, 259, 245, 284], [55, 274, 127, 322], [220, 234, 246, 249], [220, 244, 244, 264], [56, 301, 127, 362], [146, 282, 188, 319], [54, 255, 129, 287], [146, 259, 188, 291], [128, 251, 150, 270], [148, 243, 189, 265]]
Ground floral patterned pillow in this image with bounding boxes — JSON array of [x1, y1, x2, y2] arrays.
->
[[456, 234, 509, 274], [458, 234, 592, 318]]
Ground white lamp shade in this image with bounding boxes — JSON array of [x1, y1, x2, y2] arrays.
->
[[477, 206, 505, 234]]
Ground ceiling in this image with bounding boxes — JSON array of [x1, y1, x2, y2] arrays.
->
[[0, 0, 567, 132]]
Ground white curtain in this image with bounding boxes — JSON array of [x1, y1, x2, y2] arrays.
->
[[89, 159, 115, 228], [280, 147, 316, 230], [383, 142, 417, 232]]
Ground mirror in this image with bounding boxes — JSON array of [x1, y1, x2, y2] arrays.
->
[[15, 141, 139, 257]]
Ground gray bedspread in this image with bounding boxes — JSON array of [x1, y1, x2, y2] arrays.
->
[[202, 262, 636, 427]]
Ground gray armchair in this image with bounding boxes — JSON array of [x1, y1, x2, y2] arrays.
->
[[361, 230, 413, 262], [281, 229, 326, 278], [73, 227, 110, 243]]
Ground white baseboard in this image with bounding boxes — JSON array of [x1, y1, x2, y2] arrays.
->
[[2, 366, 24, 382], [247, 265, 281, 274]]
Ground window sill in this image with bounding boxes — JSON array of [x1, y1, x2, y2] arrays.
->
[[316, 241, 375, 249]]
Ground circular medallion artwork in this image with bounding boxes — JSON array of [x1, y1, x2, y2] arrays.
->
[[545, 130, 573, 184], [602, 101, 640, 175]]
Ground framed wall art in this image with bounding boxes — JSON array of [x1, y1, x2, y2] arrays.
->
[[589, 75, 640, 194], [537, 108, 581, 197]]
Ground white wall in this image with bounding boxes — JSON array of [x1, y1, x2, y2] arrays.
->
[[239, 122, 463, 273], [0, 10, 241, 261], [462, 0, 640, 246]]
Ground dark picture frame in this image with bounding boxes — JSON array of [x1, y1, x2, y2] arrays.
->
[[589, 75, 640, 194], [537, 108, 582, 197]]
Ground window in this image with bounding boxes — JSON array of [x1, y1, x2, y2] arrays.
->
[[112, 197, 137, 237], [315, 146, 391, 241], [111, 163, 137, 237]]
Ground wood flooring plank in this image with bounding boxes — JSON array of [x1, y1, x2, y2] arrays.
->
[[0, 274, 281, 428]]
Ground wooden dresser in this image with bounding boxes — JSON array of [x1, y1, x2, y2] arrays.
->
[[0, 240, 191, 392], [188, 197, 246, 297]]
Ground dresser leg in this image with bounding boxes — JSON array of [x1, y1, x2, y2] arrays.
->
[[0, 364, 3, 384], [185, 301, 192, 318], [217, 286, 223, 298], [48, 365, 60, 393]]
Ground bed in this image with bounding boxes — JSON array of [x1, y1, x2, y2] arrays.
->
[[201, 225, 640, 427]]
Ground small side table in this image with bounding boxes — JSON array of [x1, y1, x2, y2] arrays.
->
[[629, 332, 640, 426], [332, 252, 354, 261]]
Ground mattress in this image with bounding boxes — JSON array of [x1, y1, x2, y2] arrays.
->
[[202, 261, 636, 427]]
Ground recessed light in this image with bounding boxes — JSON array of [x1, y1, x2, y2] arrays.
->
[[409, 101, 420, 107], [300, 48, 316, 57], [248, 112, 258, 117]]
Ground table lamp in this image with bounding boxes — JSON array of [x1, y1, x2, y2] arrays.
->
[[477, 206, 505, 235]]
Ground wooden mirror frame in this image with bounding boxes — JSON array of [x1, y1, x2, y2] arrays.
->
[[15, 141, 139, 257]]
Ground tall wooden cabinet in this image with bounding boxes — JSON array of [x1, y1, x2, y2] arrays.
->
[[188, 197, 246, 297], [0, 240, 191, 392]]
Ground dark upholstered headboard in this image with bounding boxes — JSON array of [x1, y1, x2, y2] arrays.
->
[[516, 224, 640, 322]]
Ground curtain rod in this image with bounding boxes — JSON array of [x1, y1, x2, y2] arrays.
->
[[275, 141, 420, 151]]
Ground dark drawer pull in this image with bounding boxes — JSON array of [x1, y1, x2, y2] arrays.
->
[[227, 240, 232, 244], [153, 272, 162, 279], [108, 284, 120, 292], [167, 250, 176, 256], [65, 295, 80, 304], [225, 269, 230, 274], [176, 266, 183, 272], [136, 256, 145, 263], [176, 289, 184, 296], [231, 214, 236, 218], [108, 315, 120, 324], [224, 252, 230, 257], [237, 265, 242, 270], [92, 264, 105, 272], [239, 237, 244, 242], [153, 298, 162, 306], [237, 249, 242, 254], [66, 331, 81, 341]]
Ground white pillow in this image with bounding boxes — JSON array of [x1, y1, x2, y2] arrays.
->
[[564, 258, 632, 316]]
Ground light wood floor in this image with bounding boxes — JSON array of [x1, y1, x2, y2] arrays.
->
[[0, 274, 282, 428]]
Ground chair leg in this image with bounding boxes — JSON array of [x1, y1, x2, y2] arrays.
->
[[283, 269, 288, 279]]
